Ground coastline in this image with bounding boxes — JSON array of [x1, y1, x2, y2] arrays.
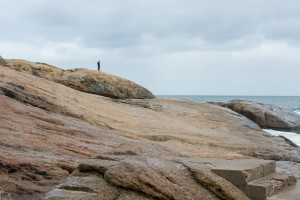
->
[[1, 61, 300, 199], [158, 95, 300, 146]]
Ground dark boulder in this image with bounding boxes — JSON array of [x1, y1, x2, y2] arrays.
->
[[213, 100, 300, 133]]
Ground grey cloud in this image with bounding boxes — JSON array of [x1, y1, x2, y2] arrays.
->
[[1, 0, 300, 95], [4, 0, 300, 48]]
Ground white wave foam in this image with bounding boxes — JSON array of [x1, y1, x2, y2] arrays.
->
[[263, 129, 300, 146], [294, 110, 300, 116]]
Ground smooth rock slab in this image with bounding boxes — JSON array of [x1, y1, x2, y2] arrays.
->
[[104, 157, 218, 200], [45, 189, 101, 200], [248, 172, 296, 199]]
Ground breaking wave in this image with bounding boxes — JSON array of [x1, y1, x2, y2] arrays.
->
[[263, 129, 300, 146], [294, 110, 300, 116]]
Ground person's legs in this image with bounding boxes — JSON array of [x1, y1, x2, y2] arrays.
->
[[97, 61, 100, 71]]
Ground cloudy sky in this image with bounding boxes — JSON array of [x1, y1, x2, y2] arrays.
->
[[1, 0, 300, 95]]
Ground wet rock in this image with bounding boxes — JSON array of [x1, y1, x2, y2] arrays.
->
[[212, 99, 300, 132], [266, 161, 300, 200]]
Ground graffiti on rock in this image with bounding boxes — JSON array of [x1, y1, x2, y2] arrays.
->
[[92, 81, 105, 92]]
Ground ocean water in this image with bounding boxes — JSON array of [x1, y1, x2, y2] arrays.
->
[[263, 129, 300, 146], [157, 95, 300, 146]]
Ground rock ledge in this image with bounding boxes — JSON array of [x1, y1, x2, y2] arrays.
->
[[3, 59, 155, 99]]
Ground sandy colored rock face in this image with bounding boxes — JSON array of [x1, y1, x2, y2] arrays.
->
[[1, 66, 298, 160], [48, 142, 296, 200], [46, 142, 253, 200], [0, 93, 133, 199], [1, 66, 300, 199], [4, 59, 155, 99]]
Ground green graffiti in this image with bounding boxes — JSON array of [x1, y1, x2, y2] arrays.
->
[[92, 81, 105, 91]]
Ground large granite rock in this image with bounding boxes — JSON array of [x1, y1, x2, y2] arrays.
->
[[4, 59, 155, 99], [46, 141, 252, 200], [213, 99, 300, 133], [0, 56, 6, 66], [46, 141, 297, 200], [1, 66, 300, 199]]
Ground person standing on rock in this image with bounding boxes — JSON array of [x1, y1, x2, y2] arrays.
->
[[97, 60, 100, 71]]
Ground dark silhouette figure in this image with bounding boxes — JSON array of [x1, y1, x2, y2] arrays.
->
[[97, 60, 100, 71]]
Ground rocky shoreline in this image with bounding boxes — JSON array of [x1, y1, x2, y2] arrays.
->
[[210, 99, 300, 133], [0, 57, 299, 200]]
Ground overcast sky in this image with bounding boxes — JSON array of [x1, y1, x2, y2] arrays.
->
[[1, 0, 300, 95]]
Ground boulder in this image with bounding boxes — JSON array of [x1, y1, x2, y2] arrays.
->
[[4, 59, 155, 99], [46, 141, 297, 200], [213, 100, 300, 132], [0, 56, 6, 66], [46, 141, 252, 200]]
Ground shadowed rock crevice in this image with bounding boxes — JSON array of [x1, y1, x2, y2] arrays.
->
[[0, 161, 52, 181], [264, 111, 269, 128], [0, 87, 17, 99], [0, 83, 56, 111], [279, 136, 298, 147], [143, 135, 186, 142]]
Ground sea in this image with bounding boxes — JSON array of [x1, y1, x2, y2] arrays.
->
[[157, 95, 300, 146]]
